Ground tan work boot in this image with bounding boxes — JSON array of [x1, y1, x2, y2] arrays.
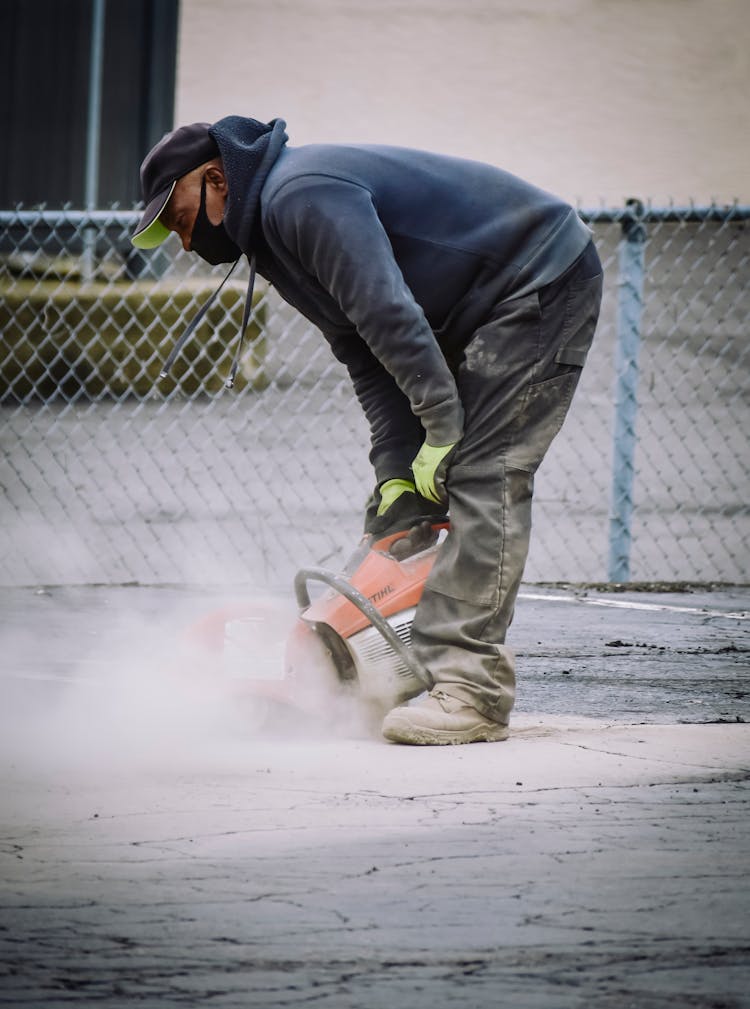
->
[[382, 689, 509, 745]]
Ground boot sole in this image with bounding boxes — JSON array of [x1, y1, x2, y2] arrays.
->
[[382, 717, 510, 746]]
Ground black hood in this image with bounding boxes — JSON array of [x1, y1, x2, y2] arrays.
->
[[158, 116, 287, 388], [209, 115, 288, 252]]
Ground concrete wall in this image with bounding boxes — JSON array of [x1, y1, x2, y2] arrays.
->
[[174, 0, 748, 206]]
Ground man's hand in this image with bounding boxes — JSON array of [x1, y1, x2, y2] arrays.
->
[[364, 478, 447, 536], [411, 441, 458, 504], [376, 478, 416, 517]]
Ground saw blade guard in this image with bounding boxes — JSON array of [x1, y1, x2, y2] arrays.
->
[[288, 523, 448, 707]]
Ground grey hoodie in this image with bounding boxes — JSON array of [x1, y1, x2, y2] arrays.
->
[[211, 116, 591, 484]]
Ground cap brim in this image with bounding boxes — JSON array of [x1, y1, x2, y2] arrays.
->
[[131, 182, 176, 249]]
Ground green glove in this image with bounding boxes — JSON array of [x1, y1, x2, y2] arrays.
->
[[376, 478, 415, 517], [364, 477, 448, 535], [411, 441, 458, 504]]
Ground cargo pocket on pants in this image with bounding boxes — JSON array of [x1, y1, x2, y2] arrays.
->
[[504, 369, 581, 474]]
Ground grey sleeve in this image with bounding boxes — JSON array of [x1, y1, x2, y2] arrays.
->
[[328, 334, 425, 485], [265, 174, 465, 447]]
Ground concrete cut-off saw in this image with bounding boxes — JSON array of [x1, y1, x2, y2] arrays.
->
[[185, 521, 447, 731]]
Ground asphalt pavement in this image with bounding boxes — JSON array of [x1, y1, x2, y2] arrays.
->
[[0, 582, 748, 1007]]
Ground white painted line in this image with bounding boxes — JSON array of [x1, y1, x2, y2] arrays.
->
[[519, 591, 750, 620], [2, 670, 103, 685]]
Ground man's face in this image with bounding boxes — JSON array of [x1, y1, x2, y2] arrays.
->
[[161, 160, 228, 252]]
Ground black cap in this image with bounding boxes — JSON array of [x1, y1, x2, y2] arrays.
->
[[131, 123, 218, 249]]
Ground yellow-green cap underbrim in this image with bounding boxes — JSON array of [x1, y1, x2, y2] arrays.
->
[[130, 182, 176, 249], [131, 217, 171, 249]]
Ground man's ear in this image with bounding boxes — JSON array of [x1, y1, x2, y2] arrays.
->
[[204, 161, 228, 195]]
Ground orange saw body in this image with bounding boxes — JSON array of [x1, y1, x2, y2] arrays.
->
[[184, 523, 448, 724]]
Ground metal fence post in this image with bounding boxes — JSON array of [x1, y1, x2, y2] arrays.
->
[[608, 199, 647, 582], [82, 0, 106, 281]]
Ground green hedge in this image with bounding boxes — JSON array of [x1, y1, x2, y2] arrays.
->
[[0, 276, 267, 400]]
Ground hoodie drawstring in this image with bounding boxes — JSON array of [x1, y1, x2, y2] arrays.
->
[[159, 253, 257, 389], [227, 254, 257, 389]]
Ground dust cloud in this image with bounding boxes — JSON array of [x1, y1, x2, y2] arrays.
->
[[0, 587, 372, 782]]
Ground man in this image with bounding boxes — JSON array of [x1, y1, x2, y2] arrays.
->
[[131, 115, 602, 746]]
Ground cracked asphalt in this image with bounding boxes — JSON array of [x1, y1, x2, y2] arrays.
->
[[1, 583, 748, 1007]]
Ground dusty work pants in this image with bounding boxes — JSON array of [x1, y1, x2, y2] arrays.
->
[[411, 240, 603, 724]]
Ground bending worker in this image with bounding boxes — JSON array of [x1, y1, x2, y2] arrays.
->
[[131, 115, 602, 746]]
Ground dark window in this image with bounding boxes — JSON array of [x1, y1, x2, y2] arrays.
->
[[0, 0, 179, 207]]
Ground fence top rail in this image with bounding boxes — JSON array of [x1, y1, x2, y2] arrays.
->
[[579, 202, 750, 224], [0, 209, 142, 226], [0, 203, 749, 229]]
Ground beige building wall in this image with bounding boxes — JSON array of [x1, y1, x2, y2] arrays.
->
[[175, 0, 749, 206]]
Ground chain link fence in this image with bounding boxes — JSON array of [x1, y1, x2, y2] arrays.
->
[[1, 203, 748, 588]]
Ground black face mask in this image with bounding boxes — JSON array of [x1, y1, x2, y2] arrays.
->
[[190, 175, 241, 265]]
